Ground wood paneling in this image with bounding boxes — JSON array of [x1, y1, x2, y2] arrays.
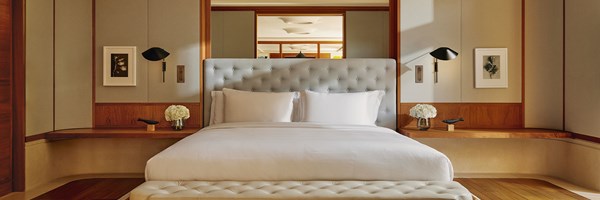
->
[[455, 178, 587, 200], [12, 0, 25, 191], [46, 128, 199, 140], [400, 103, 523, 129], [32, 178, 145, 200], [0, 0, 12, 195], [400, 128, 571, 139], [94, 103, 201, 128], [212, 6, 389, 13]]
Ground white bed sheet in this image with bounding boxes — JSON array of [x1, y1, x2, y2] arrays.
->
[[145, 122, 454, 181]]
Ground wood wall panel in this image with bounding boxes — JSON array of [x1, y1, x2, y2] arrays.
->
[[400, 103, 523, 129], [94, 103, 201, 128], [0, 0, 12, 195]]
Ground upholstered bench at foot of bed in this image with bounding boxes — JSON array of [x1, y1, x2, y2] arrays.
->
[[130, 181, 473, 200]]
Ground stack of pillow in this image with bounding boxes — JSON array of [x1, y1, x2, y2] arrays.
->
[[210, 88, 385, 126]]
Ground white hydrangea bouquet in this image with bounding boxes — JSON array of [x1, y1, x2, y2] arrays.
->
[[409, 104, 437, 130], [165, 105, 190, 130]]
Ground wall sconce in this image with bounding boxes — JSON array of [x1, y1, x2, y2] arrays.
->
[[142, 47, 170, 82], [430, 47, 458, 83]]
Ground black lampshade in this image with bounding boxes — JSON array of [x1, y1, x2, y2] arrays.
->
[[430, 47, 458, 60], [142, 47, 170, 61]]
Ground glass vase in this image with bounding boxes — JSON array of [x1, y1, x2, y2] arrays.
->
[[171, 119, 185, 131], [417, 118, 431, 131]]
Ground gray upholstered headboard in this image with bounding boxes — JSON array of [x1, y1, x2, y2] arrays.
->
[[203, 58, 397, 129]]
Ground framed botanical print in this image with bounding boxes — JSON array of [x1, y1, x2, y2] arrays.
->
[[475, 48, 508, 88], [103, 46, 136, 86]]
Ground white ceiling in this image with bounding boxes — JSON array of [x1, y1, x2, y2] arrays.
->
[[212, 0, 388, 7], [257, 16, 343, 41]]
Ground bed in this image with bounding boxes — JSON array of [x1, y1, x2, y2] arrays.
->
[[131, 59, 472, 200]]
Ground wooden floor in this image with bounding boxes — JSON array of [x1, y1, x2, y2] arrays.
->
[[455, 178, 588, 200], [28, 178, 588, 200], [32, 178, 144, 200]]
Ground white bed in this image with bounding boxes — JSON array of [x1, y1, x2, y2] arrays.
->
[[132, 59, 471, 200], [146, 122, 454, 182]]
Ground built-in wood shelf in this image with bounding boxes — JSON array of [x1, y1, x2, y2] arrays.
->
[[399, 128, 572, 139], [45, 128, 201, 141]]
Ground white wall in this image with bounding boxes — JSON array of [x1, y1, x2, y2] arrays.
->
[[401, 0, 522, 103], [345, 11, 389, 58], [211, 11, 255, 58], [565, 0, 600, 138]]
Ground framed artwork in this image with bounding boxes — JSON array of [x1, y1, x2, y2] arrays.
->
[[103, 46, 136, 86], [475, 48, 508, 88]]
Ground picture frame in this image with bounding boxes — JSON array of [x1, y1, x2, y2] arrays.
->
[[474, 48, 508, 88], [103, 46, 136, 86]]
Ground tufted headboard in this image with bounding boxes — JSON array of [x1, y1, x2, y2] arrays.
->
[[203, 58, 397, 129]]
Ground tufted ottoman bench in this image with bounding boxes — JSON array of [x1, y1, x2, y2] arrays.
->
[[130, 181, 473, 200]]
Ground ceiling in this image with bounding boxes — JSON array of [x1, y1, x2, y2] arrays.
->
[[212, 0, 388, 7], [257, 16, 343, 41]]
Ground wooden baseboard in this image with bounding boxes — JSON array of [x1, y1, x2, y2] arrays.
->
[[94, 103, 201, 128], [400, 103, 523, 129]]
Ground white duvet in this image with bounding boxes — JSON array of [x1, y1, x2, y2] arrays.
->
[[145, 122, 454, 181]]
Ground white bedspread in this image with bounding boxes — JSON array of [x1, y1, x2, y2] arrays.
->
[[145, 122, 454, 181]]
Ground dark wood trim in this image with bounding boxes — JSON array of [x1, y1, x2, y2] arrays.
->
[[11, 0, 25, 192], [401, 128, 572, 139], [400, 103, 523, 129], [45, 128, 199, 141], [562, 0, 566, 131], [25, 133, 47, 143], [389, 0, 400, 131], [571, 132, 600, 144], [200, 0, 210, 127], [388, 0, 398, 59], [212, 6, 389, 13], [254, 12, 257, 58], [521, 0, 526, 128], [94, 103, 202, 128], [342, 12, 346, 58], [258, 41, 343, 45]]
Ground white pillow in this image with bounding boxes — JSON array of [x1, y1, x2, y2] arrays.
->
[[222, 88, 296, 123], [301, 90, 385, 125], [209, 91, 225, 125], [210, 90, 302, 125]]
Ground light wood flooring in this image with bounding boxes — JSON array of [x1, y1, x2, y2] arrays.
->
[[2, 178, 591, 200]]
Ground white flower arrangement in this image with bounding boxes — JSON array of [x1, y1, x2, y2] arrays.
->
[[409, 104, 437, 119], [165, 105, 190, 121]]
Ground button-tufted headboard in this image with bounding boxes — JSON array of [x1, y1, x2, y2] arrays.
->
[[203, 59, 397, 129]]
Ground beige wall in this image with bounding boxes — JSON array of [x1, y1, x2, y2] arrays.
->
[[211, 11, 255, 58], [420, 138, 600, 191], [565, 0, 600, 138], [26, 139, 177, 190], [25, 0, 54, 136], [401, 0, 522, 103], [147, 0, 200, 102], [524, 0, 563, 129], [345, 11, 389, 58], [95, 0, 200, 103], [54, 0, 93, 129]]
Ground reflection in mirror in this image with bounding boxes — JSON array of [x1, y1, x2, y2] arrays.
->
[[256, 15, 344, 59]]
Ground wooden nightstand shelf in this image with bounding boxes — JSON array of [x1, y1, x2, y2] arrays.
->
[[45, 128, 201, 141], [399, 128, 572, 139]]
